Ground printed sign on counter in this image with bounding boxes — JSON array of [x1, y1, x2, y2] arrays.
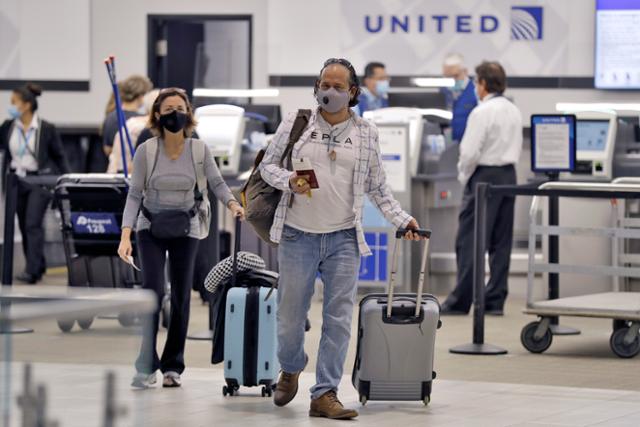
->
[[376, 125, 409, 193]]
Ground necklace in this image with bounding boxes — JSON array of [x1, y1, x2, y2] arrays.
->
[[326, 115, 353, 162]]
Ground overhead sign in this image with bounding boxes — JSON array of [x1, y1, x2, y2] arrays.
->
[[268, 0, 593, 77]]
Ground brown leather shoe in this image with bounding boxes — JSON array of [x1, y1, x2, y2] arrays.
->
[[273, 370, 302, 407], [309, 391, 358, 420]]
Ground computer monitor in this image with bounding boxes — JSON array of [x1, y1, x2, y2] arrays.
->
[[530, 114, 577, 174], [388, 92, 447, 110], [239, 104, 283, 134], [193, 97, 282, 134], [576, 120, 610, 152]]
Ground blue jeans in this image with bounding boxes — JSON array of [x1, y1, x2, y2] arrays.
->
[[277, 225, 360, 399]]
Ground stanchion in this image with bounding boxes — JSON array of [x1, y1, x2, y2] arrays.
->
[[1, 172, 34, 334], [449, 182, 507, 355]]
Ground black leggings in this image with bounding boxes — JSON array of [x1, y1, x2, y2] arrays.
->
[[135, 230, 199, 375]]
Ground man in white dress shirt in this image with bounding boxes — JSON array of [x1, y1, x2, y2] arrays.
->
[[441, 61, 523, 316]]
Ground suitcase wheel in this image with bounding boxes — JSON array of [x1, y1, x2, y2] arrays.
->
[[223, 385, 236, 396], [261, 386, 273, 398], [57, 318, 75, 333], [423, 395, 430, 406], [77, 317, 94, 330], [359, 395, 367, 406], [117, 312, 137, 327]]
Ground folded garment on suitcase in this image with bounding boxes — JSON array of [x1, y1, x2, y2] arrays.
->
[[204, 251, 266, 294]]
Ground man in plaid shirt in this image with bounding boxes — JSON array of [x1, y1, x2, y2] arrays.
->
[[260, 58, 423, 420]]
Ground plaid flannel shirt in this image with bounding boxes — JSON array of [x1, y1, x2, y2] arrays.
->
[[259, 109, 413, 256]]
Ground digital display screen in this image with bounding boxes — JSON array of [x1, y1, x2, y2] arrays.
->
[[595, 0, 640, 89], [577, 120, 610, 152], [531, 115, 576, 173]]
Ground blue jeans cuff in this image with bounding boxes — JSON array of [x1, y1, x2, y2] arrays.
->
[[311, 386, 336, 400]]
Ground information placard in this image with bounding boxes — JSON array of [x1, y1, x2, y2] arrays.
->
[[376, 125, 409, 193], [531, 115, 577, 173]]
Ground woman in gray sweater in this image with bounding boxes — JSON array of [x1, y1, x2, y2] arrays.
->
[[118, 88, 244, 389]]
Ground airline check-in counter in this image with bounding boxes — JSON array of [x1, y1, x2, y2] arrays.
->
[[362, 107, 461, 292], [535, 109, 640, 297]]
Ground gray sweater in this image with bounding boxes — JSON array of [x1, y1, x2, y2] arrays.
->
[[122, 139, 236, 238]]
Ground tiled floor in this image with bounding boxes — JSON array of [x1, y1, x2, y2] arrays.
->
[[3, 276, 640, 426], [2, 362, 640, 427]]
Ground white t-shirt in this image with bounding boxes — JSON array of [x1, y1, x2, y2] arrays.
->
[[285, 114, 357, 233], [457, 94, 523, 185]]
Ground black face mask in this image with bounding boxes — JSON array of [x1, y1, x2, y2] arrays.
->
[[159, 110, 188, 134]]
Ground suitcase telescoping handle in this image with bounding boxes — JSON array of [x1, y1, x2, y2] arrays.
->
[[387, 228, 432, 318], [231, 216, 242, 287]]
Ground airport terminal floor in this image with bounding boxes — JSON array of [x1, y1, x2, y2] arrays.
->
[[2, 272, 639, 427]]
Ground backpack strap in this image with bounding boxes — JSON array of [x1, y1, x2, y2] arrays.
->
[[280, 108, 311, 170], [145, 137, 160, 190], [190, 138, 207, 201]]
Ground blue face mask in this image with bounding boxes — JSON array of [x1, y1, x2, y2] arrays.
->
[[375, 80, 390, 96], [8, 105, 21, 120], [452, 79, 466, 92]]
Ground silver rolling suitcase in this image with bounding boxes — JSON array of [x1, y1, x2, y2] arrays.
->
[[352, 228, 441, 405]]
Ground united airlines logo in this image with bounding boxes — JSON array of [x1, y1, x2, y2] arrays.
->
[[511, 6, 543, 40]]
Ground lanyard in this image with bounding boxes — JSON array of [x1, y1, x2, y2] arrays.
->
[[17, 126, 35, 158]]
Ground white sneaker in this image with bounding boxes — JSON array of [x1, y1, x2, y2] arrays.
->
[[131, 372, 157, 389], [163, 371, 182, 388]]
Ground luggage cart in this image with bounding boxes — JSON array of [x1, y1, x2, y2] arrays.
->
[[612, 177, 640, 293], [54, 173, 170, 332], [522, 181, 640, 358]]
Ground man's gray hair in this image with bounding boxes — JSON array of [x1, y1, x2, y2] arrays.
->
[[443, 53, 465, 67]]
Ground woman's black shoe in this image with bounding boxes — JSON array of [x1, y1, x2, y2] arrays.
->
[[16, 272, 39, 284]]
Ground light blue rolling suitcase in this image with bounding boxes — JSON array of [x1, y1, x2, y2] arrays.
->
[[222, 219, 280, 397]]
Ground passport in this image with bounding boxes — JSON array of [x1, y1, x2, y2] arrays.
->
[[292, 158, 319, 189]]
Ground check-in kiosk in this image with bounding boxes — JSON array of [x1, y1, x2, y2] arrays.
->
[[561, 111, 617, 180], [363, 107, 461, 292], [533, 112, 619, 296]]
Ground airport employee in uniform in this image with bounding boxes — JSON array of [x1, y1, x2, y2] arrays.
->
[[353, 62, 390, 116], [441, 61, 523, 315], [442, 53, 477, 143], [0, 83, 70, 284]]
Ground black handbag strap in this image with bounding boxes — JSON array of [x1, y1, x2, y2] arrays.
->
[[140, 204, 198, 221]]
